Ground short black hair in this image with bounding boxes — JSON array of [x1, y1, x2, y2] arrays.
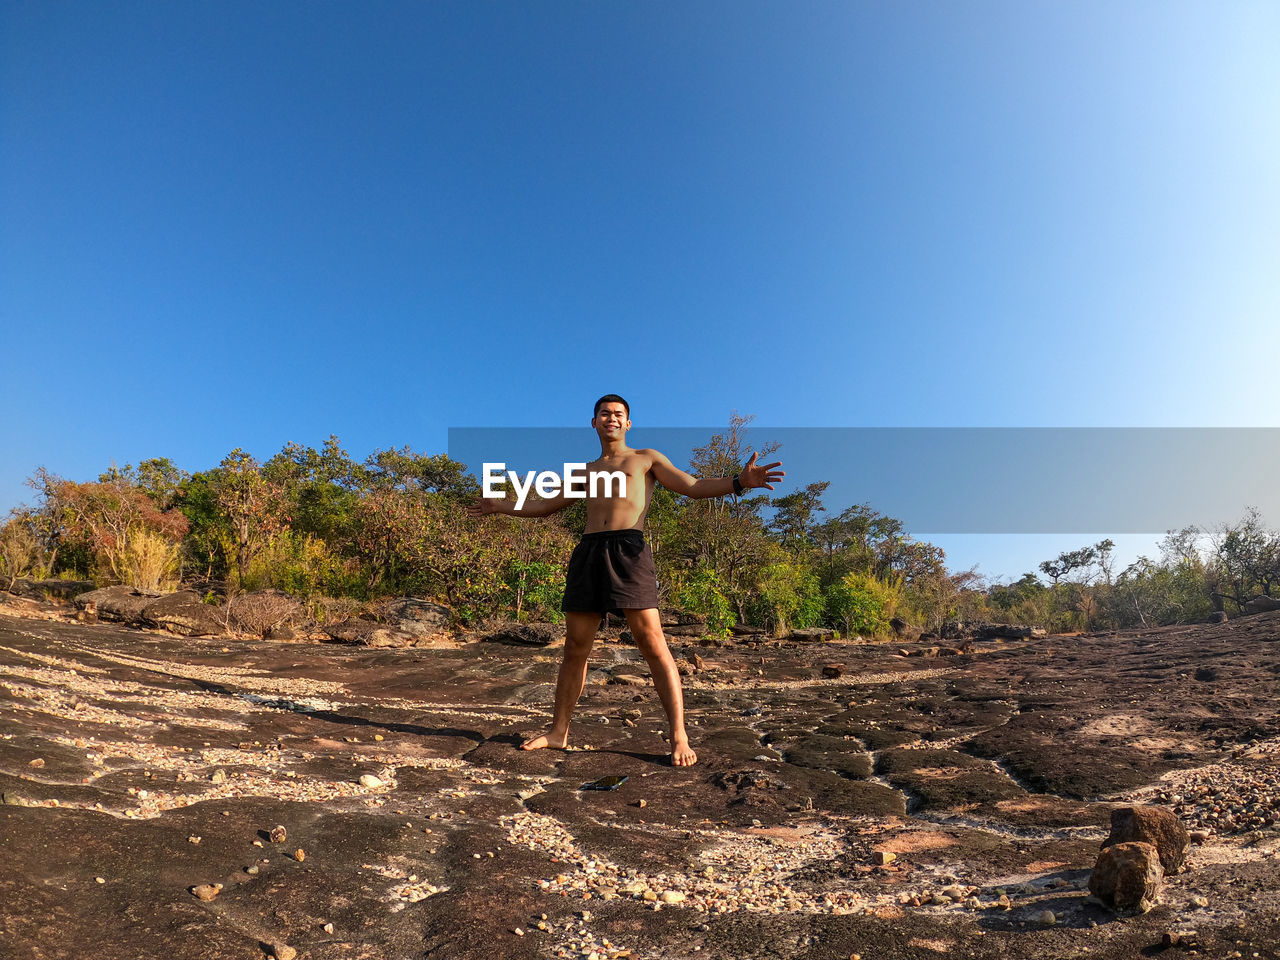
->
[[594, 394, 630, 419]]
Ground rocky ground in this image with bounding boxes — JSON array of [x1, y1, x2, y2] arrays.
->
[[2, 596, 1279, 960]]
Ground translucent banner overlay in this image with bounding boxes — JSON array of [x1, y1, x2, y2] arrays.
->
[[447, 427, 1280, 534]]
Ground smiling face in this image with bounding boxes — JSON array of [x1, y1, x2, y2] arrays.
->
[[592, 401, 631, 439]]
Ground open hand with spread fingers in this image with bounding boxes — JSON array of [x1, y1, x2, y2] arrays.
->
[[465, 499, 497, 518], [738, 451, 785, 492]]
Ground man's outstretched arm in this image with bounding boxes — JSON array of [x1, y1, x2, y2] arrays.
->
[[466, 490, 570, 519], [647, 449, 785, 500]]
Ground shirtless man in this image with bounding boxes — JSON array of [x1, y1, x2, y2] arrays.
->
[[466, 394, 784, 767]]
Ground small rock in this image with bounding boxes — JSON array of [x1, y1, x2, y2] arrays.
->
[[210, 769, 227, 784], [323, 922, 334, 934], [374, 734, 384, 741], [188, 836, 201, 845], [293, 848, 306, 862], [660, 891, 686, 904], [270, 944, 297, 960], [190, 883, 222, 901], [269, 825, 287, 843], [1037, 910, 1056, 926], [1192, 895, 1209, 908], [635, 799, 647, 808], [359, 774, 384, 789], [872, 850, 896, 866], [95, 877, 105, 884], [245, 865, 259, 875], [28, 758, 44, 768], [513, 927, 524, 936]]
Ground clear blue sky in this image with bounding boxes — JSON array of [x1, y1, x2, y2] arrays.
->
[[2, 2, 1277, 579]]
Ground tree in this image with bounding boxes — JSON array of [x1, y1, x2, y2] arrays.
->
[[42, 476, 188, 586], [768, 481, 830, 556], [0, 511, 41, 590], [216, 449, 286, 586], [1209, 508, 1279, 611]]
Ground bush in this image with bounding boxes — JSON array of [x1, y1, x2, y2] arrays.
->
[[677, 567, 736, 638], [825, 571, 902, 637], [121, 529, 181, 592], [749, 561, 824, 634]]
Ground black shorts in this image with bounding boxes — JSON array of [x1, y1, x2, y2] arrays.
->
[[561, 529, 660, 617]]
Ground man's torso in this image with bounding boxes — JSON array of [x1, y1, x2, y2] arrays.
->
[[581, 448, 657, 534]]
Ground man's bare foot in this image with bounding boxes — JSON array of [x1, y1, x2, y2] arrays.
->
[[521, 729, 569, 751], [670, 737, 697, 767]]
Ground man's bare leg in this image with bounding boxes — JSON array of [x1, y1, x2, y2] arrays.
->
[[522, 611, 601, 751], [625, 608, 697, 766]]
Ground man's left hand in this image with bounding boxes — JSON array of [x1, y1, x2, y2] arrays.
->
[[739, 452, 785, 491]]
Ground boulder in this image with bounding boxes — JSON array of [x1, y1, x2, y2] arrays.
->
[[1089, 840, 1164, 913], [9, 579, 96, 603], [1206, 610, 1229, 624], [663, 624, 708, 637], [889, 617, 920, 640], [372, 597, 452, 639], [940, 620, 974, 640], [1243, 595, 1280, 615], [1102, 805, 1190, 874], [323, 619, 411, 648], [73, 586, 163, 624], [140, 592, 225, 637], [729, 624, 768, 637], [787, 627, 835, 643], [975, 623, 1047, 640], [660, 608, 705, 627], [479, 622, 561, 647]]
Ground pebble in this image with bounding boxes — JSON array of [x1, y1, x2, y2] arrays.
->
[[1037, 910, 1056, 926], [660, 891, 686, 904], [190, 883, 222, 901], [270, 944, 296, 960], [95, 877, 105, 884], [323, 922, 334, 934], [293, 849, 306, 862], [210, 769, 227, 784], [1150, 756, 1280, 835], [872, 850, 896, 866], [245, 865, 259, 875], [359, 774, 384, 789], [188, 836, 201, 845], [269, 825, 287, 843]]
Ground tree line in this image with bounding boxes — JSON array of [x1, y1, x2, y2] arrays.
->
[[2, 417, 1275, 636]]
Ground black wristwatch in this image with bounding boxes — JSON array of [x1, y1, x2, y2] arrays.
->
[[732, 473, 745, 496]]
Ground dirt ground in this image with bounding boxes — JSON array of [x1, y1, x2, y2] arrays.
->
[[2, 600, 1279, 960]]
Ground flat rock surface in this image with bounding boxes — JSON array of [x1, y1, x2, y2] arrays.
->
[[2, 600, 1279, 959]]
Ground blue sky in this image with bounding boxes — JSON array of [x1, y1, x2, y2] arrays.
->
[[2, 2, 1277, 580]]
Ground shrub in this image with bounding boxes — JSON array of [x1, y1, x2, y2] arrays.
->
[[678, 567, 735, 638], [825, 571, 902, 637], [121, 529, 181, 592]]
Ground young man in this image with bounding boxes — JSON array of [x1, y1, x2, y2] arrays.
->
[[466, 394, 784, 767]]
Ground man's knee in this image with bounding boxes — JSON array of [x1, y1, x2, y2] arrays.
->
[[635, 634, 672, 667], [564, 634, 594, 661]]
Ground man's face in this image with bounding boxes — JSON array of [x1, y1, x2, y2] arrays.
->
[[593, 403, 630, 437]]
